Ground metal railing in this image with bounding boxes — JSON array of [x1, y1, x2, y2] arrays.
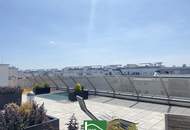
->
[[18, 74, 190, 107]]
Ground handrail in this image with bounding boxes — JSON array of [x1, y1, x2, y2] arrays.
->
[[24, 75, 190, 107], [68, 75, 190, 79]]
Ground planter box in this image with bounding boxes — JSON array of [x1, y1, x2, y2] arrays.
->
[[33, 87, 50, 95], [24, 115, 59, 130], [81, 91, 88, 99], [68, 90, 88, 101], [0, 93, 22, 109], [165, 114, 190, 130]]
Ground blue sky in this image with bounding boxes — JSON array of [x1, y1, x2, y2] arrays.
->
[[0, 0, 190, 69]]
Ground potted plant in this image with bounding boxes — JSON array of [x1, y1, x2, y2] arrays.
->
[[0, 87, 22, 109], [0, 102, 59, 130], [33, 83, 50, 95], [107, 120, 125, 130], [66, 114, 79, 130], [107, 119, 138, 130], [68, 83, 88, 102]]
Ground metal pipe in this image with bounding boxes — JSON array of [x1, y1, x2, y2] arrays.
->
[[104, 76, 115, 97], [86, 76, 97, 95], [57, 75, 70, 93], [159, 77, 170, 105], [44, 72, 59, 90], [31, 71, 40, 84], [126, 76, 139, 100]]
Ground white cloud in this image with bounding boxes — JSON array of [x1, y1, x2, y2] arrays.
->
[[48, 41, 57, 46]]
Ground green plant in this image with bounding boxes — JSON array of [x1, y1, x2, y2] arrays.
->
[[32, 83, 50, 92], [1, 103, 23, 130], [66, 114, 79, 130], [19, 102, 33, 128], [74, 83, 81, 92], [107, 120, 125, 130], [19, 102, 33, 115], [32, 84, 41, 92], [28, 102, 47, 126], [0, 102, 48, 130], [44, 83, 50, 88], [0, 111, 6, 130]]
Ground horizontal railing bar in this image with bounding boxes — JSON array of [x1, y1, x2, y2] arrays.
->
[[61, 75, 190, 79]]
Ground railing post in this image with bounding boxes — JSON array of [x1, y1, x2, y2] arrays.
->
[[38, 74, 46, 83], [57, 75, 70, 93], [44, 72, 59, 90], [159, 77, 170, 105], [104, 76, 115, 97], [126, 76, 139, 100], [86, 76, 97, 95], [117, 75, 129, 94], [70, 76, 77, 84], [31, 72, 40, 84]]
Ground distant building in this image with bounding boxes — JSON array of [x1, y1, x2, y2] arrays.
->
[[0, 64, 9, 86], [157, 67, 190, 75], [0, 64, 21, 87], [2, 63, 190, 88], [120, 66, 162, 76], [8, 66, 19, 87], [33, 63, 190, 77]]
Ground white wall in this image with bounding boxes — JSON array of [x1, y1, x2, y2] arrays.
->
[[8, 67, 19, 87], [0, 64, 9, 87]]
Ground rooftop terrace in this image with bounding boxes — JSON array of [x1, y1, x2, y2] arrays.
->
[[23, 93, 190, 130], [19, 75, 190, 130]]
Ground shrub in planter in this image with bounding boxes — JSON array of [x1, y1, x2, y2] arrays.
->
[[68, 83, 88, 102], [0, 102, 59, 130], [20, 102, 47, 128], [74, 83, 81, 93], [32, 84, 40, 91], [0, 103, 23, 130], [107, 120, 124, 130], [33, 83, 50, 95], [0, 87, 22, 109], [107, 119, 138, 130], [44, 83, 50, 88]]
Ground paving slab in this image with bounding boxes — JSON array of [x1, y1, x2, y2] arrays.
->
[[22, 95, 190, 130]]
